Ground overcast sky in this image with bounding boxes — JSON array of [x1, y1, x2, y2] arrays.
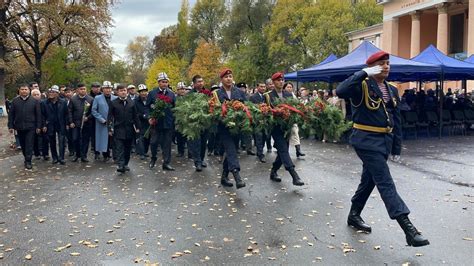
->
[[110, 0, 196, 60]]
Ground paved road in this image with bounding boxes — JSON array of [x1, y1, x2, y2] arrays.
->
[[0, 118, 472, 264]]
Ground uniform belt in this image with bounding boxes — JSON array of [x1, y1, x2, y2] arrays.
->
[[353, 123, 392, 133]]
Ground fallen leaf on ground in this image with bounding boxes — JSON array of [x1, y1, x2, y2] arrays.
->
[[54, 243, 72, 252], [25, 254, 32, 260], [70, 252, 80, 256]]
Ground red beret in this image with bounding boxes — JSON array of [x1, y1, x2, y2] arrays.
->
[[366, 51, 389, 65], [271, 72, 284, 81], [219, 68, 232, 79]]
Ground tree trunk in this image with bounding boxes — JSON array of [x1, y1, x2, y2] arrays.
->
[[0, 2, 7, 110]]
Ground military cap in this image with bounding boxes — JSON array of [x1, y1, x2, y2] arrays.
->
[[271, 72, 284, 81], [366, 51, 389, 65], [219, 68, 232, 79]]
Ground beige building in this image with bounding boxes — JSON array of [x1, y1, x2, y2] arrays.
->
[[347, 0, 472, 91]]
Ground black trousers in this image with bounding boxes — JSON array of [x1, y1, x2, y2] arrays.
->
[[48, 131, 66, 161], [72, 126, 92, 159], [271, 127, 294, 171], [175, 131, 187, 155], [219, 126, 240, 172], [254, 131, 270, 158], [188, 131, 208, 166], [115, 138, 133, 167], [17, 129, 35, 163], [66, 128, 74, 154], [91, 122, 97, 153], [150, 127, 173, 165], [352, 148, 410, 219], [136, 124, 150, 156], [34, 132, 48, 157]]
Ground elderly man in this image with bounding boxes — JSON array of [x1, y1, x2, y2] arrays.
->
[[336, 51, 429, 247], [146, 72, 176, 171], [41, 85, 69, 165], [92, 81, 117, 161]]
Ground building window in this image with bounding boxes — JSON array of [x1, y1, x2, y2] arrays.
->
[[449, 13, 464, 54]]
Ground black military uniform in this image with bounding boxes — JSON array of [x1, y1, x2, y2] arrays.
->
[[336, 51, 429, 247], [215, 68, 246, 188], [108, 97, 141, 172], [265, 72, 304, 186]]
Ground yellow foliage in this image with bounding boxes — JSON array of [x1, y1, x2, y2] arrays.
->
[[188, 40, 223, 86], [146, 54, 187, 90]]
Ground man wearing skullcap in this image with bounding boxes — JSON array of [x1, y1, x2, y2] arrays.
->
[[336, 51, 429, 247]]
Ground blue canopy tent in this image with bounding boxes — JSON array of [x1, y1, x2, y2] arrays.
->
[[297, 41, 441, 82], [465, 55, 474, 63], [412, 45, 474, 137], [285, 54, 338, 81]]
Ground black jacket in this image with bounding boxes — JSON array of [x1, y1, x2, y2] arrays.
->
[[108, 98, 141, 140], [336, 70, 402, 156], [41, 98, 69, 135], [134, 96, 148, 124], [265, 89, 293, 106], [68, 94, 94, 128], [249, 92, 266, 104], [8, 95, 42, 131], [214, 86, 247, 104], [145, 87, 176, 130]]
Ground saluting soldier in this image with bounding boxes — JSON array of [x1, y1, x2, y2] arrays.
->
[[213, 68, 246, 189], [336, 51, 429, 247], [264, 72, 304, 186]]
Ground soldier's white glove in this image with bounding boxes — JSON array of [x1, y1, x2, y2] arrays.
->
[[390, 155, 401, 162], [362, 65, 382, 77]]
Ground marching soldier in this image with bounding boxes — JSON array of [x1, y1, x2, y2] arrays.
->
[[146, 72, 176, 171], [336, 51, 429, 247], [213, 68, 246, 189], [265, 72, 304, 186], [108, 85, 141, 173]]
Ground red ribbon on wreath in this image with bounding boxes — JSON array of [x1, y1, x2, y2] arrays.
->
[[279, 104, 305, 117], [242, 105, 252, 124]]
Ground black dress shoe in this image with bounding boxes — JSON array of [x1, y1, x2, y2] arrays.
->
[[43, 156, 50, 161], [187, 154, 192, 159], [124, 166, 130, 172], [72, 157, 79, 162], [270, 168, 282, 182], [162, 164, 175, 171], [25, 162, 32, 170], [149, 158, 157, 169], [59, 160, 66, 165], [103, 156, 110, 162], [140, 155, 146, 160], [176, 153, 184, 158], [69, 152, 75, 157], [258, 156, 266, 163], [196, 164, 202, 172], [52, 159, 59, 164], [81, 158, 89, 163], [117, 167, 126, 173], [94, 153, 100, 160], [246, 150, 256, 156], [201, 161, 207, 168], [267, 149, 272, 153]]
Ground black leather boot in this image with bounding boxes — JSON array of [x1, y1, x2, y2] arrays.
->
[[232, 170, 246, 189], [396, 215, 430, 247], [270, 168, 281, 182], [149, 158, 157, 169], [288, 167, 304, 186], [221, 169, 233, 187], [295, 145, 305, 157], [347, 204, 372, 233]]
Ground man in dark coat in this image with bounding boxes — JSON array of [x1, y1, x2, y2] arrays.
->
[[68, 83, 94, 162], [135, 84, 150, 160], [336, 51, 429, 247], [108, 85, 141, 173], [214, 68, 247, 189], [265, 72, 304, 186], [8, 84, 42, 169], [41, 85, 69, 165], [249, 82, 269, 163], [146, 72, 176, 171]]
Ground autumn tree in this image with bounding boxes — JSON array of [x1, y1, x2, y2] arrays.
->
[[188, 40, 223, 86], [152, 25, 180, 58], [177, 0, 192, 60], [146, 54, 186, 90], [7, 0, 114, 87], [125, 36, 153, 84], [190, 0, 225, 44]]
